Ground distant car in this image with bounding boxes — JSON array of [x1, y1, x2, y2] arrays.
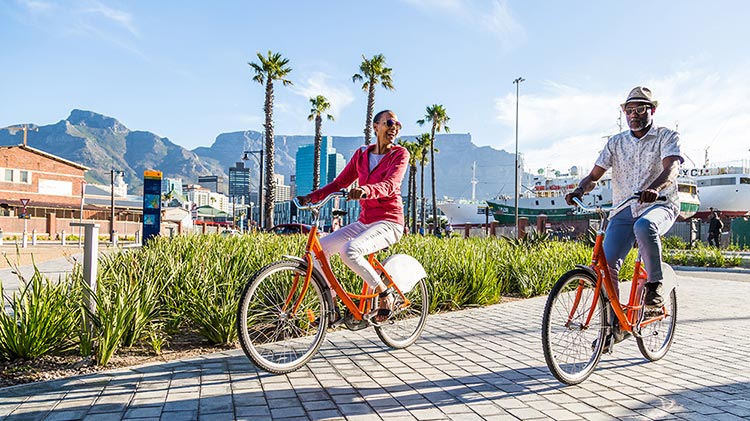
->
[[220, 229, 241, 237], [267, 223, 312, 235]]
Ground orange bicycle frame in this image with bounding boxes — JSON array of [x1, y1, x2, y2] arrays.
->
[[284, 224, 408, 321], [571, 229, 669, 333]]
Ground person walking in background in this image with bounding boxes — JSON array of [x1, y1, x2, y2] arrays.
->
[[708, 210, 723, 247]]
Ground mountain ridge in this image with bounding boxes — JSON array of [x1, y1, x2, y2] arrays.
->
[[1, 110, 518, 200]]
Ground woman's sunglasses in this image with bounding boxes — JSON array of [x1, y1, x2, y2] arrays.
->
[[383, 119, 402, 129]]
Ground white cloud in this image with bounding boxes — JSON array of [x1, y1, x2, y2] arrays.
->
[[493, 65, 750, 174], [19, 0, 54, 14], [401, 0, 524, 46], [289, 72, 355, 119], [79, 0, 138, 36], [15, 0, 142, 54]]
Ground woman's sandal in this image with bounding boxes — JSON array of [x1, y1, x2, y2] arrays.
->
[[364, 288, 395, 326]]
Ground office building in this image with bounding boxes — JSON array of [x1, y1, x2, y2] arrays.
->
[[228, 162, 251, 205], [294, 136, 345, 196], [198, 175, 226, 195]]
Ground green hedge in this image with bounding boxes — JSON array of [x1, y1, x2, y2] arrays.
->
[[0, 232, 724, 365]]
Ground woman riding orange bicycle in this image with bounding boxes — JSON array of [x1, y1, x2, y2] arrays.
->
[[297, 109, 409, 324]]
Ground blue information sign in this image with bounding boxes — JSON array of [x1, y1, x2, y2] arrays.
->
[[142, 170, 162, 244]]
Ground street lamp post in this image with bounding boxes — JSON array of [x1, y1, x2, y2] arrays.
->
[[513, 76, 525, 238], [242, 149, 264, 230], [248, 202, 254, 231], [110, 169, 116, 243], [110, 169, 123, 243]]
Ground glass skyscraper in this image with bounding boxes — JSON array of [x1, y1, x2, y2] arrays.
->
[[228, 161, 250, 205], [295, 136, 345, 196]]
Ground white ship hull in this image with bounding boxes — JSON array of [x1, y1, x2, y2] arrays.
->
[[682, 167, 750, 218], [437, 201, 490, 226]]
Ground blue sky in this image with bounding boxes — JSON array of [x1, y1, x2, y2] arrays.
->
[[2, 0, 749, 175]]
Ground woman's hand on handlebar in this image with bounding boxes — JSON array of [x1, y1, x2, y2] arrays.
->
[[347, 187, 367, 201], [296, 195, 312, 206]]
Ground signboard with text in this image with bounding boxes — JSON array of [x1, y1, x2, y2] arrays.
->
[[142, 170, 162, 244]]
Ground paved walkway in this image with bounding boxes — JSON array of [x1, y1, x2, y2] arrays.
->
[[1, 270, 749, 420]]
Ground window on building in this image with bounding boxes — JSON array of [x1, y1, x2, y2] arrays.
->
[[20, 170, 29, 183], [4, 169, 12, 182]]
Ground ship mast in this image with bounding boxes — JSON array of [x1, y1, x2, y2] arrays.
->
[[704, 147, 710, 168], [471, 161, 478, 201]]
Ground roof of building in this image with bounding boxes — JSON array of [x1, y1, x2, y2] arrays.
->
[[0, 145, 89, 170]]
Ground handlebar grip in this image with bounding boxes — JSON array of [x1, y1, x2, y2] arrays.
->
[[633, 190, 667, 201]]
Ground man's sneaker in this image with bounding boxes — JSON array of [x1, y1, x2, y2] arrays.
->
[[644, 282, 664, 308]]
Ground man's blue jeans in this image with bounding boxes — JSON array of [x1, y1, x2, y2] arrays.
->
[[602, 204, 677, 299]]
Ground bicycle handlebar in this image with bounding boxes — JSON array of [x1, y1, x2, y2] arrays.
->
[[572, 191, 667, 215], [293, 189, 348, 211]]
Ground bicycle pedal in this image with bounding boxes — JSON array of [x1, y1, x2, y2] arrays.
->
[[643, 307, 664, 318]]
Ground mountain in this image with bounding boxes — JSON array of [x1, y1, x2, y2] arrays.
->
[[1, 110, 519, 200], [194, 131, 519, 200], [0, 110, 225, 192]]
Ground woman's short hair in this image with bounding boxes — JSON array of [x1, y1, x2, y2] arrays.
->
[[373, 110, 394, 124]]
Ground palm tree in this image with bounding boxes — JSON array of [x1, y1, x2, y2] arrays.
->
[[415, 133, 433, 233], [307, 95, 334, 191], [352, 54, 394, 145], [417, 105, 450, 235], [397, 139, 420, 233], [249, 50, 293, 229]]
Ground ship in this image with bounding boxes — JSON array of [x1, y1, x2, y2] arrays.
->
[[681, 159, 750, 219], [439, 167, 700, 227], [488, 175, 699, 225], [438, 166, 612, 227]]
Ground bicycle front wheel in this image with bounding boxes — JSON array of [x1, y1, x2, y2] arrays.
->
[[375, 279, 429, 348], [542, 269, 607, 385], [236, 260, 328, 374], [637, 288, 677, 361]]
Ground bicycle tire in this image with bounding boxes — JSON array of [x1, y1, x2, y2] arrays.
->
[[375, 279, 429, 349], [542, 269, 607, 385], [236, 260, 328, 374], [636, 288, 677, 361]]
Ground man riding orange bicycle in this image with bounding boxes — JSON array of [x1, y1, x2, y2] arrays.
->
[[565, 86, 683, 351]]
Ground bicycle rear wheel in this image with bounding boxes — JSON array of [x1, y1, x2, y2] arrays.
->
[[375, 279, 429, 348], [637, 288, 677, 361], [542, 269, 607, 385], [236, 260, 328, 374]]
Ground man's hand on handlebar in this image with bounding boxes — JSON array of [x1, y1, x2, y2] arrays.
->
[[638, 189, 659, 203], [565, 187, 584, 206]]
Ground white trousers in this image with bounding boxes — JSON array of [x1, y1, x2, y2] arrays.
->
[[317, 220, 404, 289]]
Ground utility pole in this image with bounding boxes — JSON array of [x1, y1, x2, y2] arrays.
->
[[513, 76, 525, 238]]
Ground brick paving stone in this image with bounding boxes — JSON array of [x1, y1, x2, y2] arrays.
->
[[83, 413, 126, 421], [307, 409, 343, 420], [269, 405, 306, 419], [159, 410, 197, 420], [198, 412, 235, 421], [199, 396, 233, 414], [43, 409, 89, 421], [234, 405, 270, 417], [123, 405, 163, 419]]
